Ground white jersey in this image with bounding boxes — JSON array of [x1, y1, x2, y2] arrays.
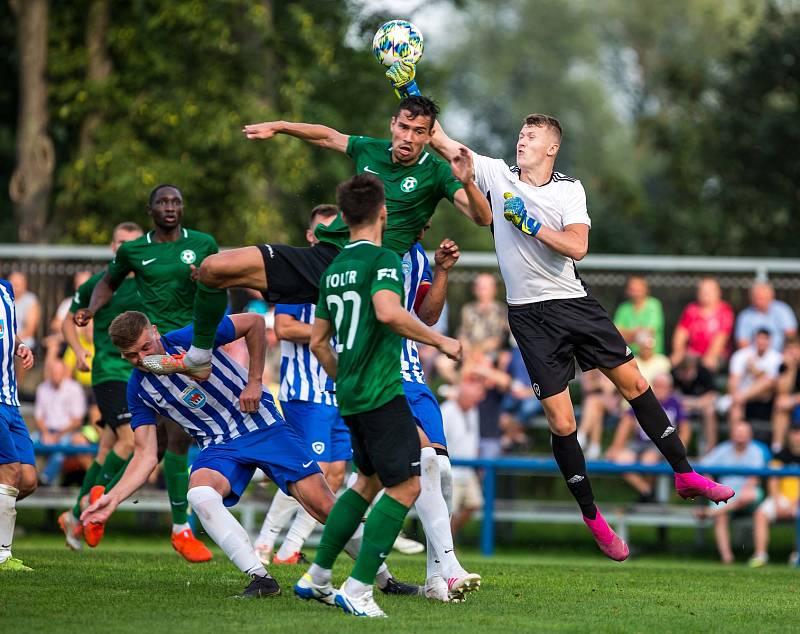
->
[[472, 152, 591, 305]]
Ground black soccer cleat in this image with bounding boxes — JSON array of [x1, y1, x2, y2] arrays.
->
[[379, 576, 422, 596], [241, 574, 282, 598]]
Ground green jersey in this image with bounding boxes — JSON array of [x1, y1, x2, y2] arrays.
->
[[314, 136, 463, 255], [316, 240, 405, 416], [70, 271, 144, 385], [106, 228, 218, 332]]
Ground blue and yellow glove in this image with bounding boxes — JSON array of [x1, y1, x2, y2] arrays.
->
[[386, 59, 421, 98], [503, 192, 542, 236]]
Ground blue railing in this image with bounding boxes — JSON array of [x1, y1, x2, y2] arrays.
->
[[449, 457, 800, 557]]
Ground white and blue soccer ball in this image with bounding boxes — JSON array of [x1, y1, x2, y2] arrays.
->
[[372, 20, 424, 67]]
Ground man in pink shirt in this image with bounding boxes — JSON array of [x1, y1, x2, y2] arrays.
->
[[671, 277, 734, 372]]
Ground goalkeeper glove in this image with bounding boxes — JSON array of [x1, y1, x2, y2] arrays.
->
[[503, 193, 542, 237], [386, 59, 421, 98]]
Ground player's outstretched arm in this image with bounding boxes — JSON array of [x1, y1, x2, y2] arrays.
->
[[373, 289, 461, 361], [62, 313, 91, 372], [309, 317, 338, 379], [242, 120, 349, 153], [81, 425, 158, 525], [416, 239, 459, 326], [229, 313, 267, 413], [450, 148, 492, 226], [274, 312, 312, 344]]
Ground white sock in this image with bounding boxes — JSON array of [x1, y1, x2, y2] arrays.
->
[[415, 447, 463, 579], [172, 522, 191, 534], [343, 576, 372, 597], [308, 562, 332, 585], [437, 454, 454, 515], [185, 346, 212, 365], [187, 486, 266, 577], [0, 484, 19, 563], [374, 563, 391, 588], [345, 471, 358, 489], [276, 508, 318, 559], [256, 489, 299, 547], [426, 535, 440, 580]]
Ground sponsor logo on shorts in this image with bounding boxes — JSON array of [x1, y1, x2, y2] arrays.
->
[[264, 244, 275, 259], [660, 426, 676, 439], [302, 460, 314, 468], [312, 441, 325, 455], [411, 461, 420, 467], [625, 346, 632, 356], [400, 176, 418, 193], [533, 383, 541, 397], [181, 387, 207, 409], [180, 249, 196, 264], [567, 474, 584, 484]]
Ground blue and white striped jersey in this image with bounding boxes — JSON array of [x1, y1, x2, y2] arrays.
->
[[0, 279, 20, 407], [275, 303, 336, 406], [127, 317, 283, 448], [401, 244, 432, 385]]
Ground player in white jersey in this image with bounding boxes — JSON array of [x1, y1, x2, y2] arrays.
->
[[385, 60, 737, 561], [0, 278, 37, 572], [402, 235, 481, 601]]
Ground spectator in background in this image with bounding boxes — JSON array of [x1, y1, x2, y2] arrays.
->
[[771, 336, 800, 452], [735, 281, 797, 352], [748, 418, 800, 567], [634, 333, 671, 381], [697, 420, 765, 564], [673, 355, 719, 453], [441, 377, 485, 539], [8, 272, 40, 351], [499, 339, 542, 453], [34, 358, 88, 484], [613, 275, 664, 355], [457, 273, 507, 355], [605, 373, 690, 502], [461, 349, 511, 459], [671, 277, 734, 372], [725, 329, 782, 424], [50, 270, 93, 341], [577, 369, 619, 460]]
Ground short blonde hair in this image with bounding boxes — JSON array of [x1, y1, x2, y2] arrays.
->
[[523, 113, 562, 141]]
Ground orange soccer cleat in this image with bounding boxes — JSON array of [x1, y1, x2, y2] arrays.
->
[[171, 528, 213, 563], [272, 551, 309, 565], [83, 486, 107, 548]]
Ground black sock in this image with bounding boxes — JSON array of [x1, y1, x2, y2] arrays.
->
[[551, 431, 597, 519], [629, 387, 692, 473]]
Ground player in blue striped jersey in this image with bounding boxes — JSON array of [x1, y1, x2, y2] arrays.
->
[[402, 233, 481, 601], [0, 278, 37, 572]]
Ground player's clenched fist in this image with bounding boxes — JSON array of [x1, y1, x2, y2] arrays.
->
[[73, 308, 94, 327], [242, 121, 282, 140], [437, 335, 462, 362], [434, 239, 460, 271]]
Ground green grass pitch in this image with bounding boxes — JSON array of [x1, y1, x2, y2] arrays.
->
[[2, 535, 799, 633]]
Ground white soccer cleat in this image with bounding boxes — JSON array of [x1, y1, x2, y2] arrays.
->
[[392, 532, 425, 555], [293, 572, 336, 606], [424, 575, 454, 602], [57, 511, 83, 551], [334, 584, 387, 618], [254, 543, 273, 566], [447, 572, 481, 600]]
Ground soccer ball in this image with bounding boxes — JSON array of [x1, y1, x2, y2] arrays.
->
[[372, 20, 424, 67]]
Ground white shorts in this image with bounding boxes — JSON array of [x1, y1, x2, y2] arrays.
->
[[452, 470, 483, 512], [758, 495, 798, 522]]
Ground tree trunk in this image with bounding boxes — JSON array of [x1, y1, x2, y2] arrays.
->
[[78, 0, 111, 155], [9, 0, 54, 243]]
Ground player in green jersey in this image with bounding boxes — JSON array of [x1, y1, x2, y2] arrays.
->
[[73, 185, 216, 563], [58, 222, 146, 551], [293, 174, 461, 618], [140, 96, 490, 379]]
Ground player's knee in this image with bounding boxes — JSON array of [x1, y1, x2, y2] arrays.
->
[[549, 419, 577, 436], [198, 256, 225, 287], [17, 467, 37, 499], [0, 462, 22, 489]]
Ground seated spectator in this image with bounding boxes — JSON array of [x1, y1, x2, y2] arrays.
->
[[457, 273, 508, 355], [605, 373, 690, 502], [441, 377, 486, 540], [460, 349, 512, 459], [771, 336, 800, 452], [634, 333, 671, 381], [673, 355, 719, 453], [577, 369, 619, 460], [735, 281, 797, 351], [748, 418, 800, 567], [697, 421, 765, 564], [34, 358, 88, 484], [613, 275, 664, 355], [671, 277, 734, 371], [498, 340, 542, 453], [724, 329, 782, 424]]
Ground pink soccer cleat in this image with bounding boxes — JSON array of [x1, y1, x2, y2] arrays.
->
[[675, 471, 735, 505], [583, 509, 629, 562]]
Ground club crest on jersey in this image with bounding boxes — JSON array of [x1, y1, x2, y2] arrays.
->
[[402, 259, 412, 277], [0, 318, 4, 338], [180, 249, 196, 264], [400, 176, 418, 193], [312, 441, 326, 455], [181, 386, 206, 409]]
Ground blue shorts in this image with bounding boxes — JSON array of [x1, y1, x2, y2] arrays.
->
[[0, 403, 35, 466], [404, 382, 447, 447], [190, 423, 321, 506], [280, 400, 352, 463]]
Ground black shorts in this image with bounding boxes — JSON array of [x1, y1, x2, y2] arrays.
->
[[257, 242, 340, 304], [508, 294, 634, 400], [343, 395, 421, 488], [92, 381, 131, 430]]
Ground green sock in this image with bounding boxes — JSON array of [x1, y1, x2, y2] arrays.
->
[[191, 281, 229, 349], [104, 455, 132, 492], [350, 494, 410, 585], [314, 488, 370, 570], [72, 460, 102, 518], [163, 450, 189, 525], [98, 450, 127, 488]]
